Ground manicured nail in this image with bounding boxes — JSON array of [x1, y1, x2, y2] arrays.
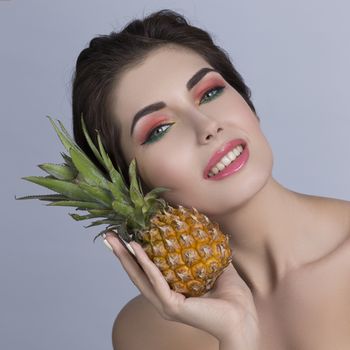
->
[[103, 238, 113, 251], [102, 233, 114, 251], [126, 241, 136, 255]]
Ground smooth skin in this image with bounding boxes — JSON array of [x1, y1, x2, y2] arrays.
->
[[105, 45, 350, 349]]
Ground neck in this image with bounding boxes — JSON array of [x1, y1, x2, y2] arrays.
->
[[210, 177, 321, 297]]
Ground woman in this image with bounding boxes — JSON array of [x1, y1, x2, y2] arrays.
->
[[71, 9, 350, 350]]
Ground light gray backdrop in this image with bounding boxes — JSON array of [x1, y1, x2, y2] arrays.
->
[[1, 0, 349, 349]]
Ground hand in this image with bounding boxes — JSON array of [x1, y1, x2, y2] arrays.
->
[[104, 231, 260, 346]]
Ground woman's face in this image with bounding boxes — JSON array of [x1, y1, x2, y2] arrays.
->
[[111, 46, 273, 216]]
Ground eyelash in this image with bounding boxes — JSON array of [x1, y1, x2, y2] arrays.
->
[[142, 85, 225, 145]]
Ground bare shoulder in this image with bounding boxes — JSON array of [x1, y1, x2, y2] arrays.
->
[[276, 198, 350, 348], [297, 196, 350, 309], [112, 294, 218, 350], [310, 196, 350, 268], [314, 195, 350, 229], [327, 197, 350, 261], [284, 195, 350, 309]]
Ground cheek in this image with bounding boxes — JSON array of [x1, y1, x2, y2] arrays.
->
[[137, 147, 193, 189]]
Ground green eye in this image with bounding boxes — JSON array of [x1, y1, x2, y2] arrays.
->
[[200, 86, 225, 104], [142, 123, 174, 145], [141, 87, 224, 146]]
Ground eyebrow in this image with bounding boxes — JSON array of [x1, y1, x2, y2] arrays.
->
[[130, 67, 218, 136]]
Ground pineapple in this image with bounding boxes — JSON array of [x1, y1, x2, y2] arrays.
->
[[16, 115, 233, 297]]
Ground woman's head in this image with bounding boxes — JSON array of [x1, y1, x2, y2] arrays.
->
[[71, 9, 273, 216]]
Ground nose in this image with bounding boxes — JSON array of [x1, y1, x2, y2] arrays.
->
[[176, 100, 224, 144], [192, 112, 223, 145]]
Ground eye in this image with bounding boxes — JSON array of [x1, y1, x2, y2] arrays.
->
[[200, 85, 225, 104], [142, 123, 175, 145]]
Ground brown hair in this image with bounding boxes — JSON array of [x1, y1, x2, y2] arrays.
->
[[71, 9, 257, 188]]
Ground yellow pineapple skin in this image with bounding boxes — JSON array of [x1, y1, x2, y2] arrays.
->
[[138, 206, 233, 297]]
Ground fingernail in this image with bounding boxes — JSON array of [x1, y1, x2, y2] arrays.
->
[[103, 238, 114, 251], [126, 241, 136, 255], [102, 234, 114, 251]]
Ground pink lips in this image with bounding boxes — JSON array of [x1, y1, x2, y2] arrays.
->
[[203, 139, 248, 180]]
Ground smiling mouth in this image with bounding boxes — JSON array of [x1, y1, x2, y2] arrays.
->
[[203, 139, 248, 180], [207, 143, 245, 177]]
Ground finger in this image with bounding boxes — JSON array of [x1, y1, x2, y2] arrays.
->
[[211, 264, 252, 301], [129, 241, 181, 306], [105, 233, 163, 310], [106, 232, 186, 317]]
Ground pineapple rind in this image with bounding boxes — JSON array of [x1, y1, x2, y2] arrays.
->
[[138, 205, 232, 297]]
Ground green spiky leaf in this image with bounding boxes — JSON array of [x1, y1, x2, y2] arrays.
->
[[85, 218, 123, 228], [96, 131, 129, 197], [38, 163, 77, 181], [18, 117, 175, 244], [21, 176, 94, 202], [15, 194, 68, 202], [61, 153, 76, 170], [46, 200, 105, 209], [87, 209, 115, 217], [144, 187, 170, 202], [112, 200, 134, 219], [46, 116, 82, 154], [80, 114, 105, 167], [128, 159, 144, 208], [69, 213, 97, 221], [106, 181, 128, 204], [77, 181, 112, 207], [69, 147, 109, 189]]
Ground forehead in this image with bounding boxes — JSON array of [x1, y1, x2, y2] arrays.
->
[[111, 46, 211, 122]]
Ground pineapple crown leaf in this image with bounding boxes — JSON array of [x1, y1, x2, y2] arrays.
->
[[69, 213, 98, 221], [80, 113, 105, 168], [38, 163, 77, 181], [128, 159, 145, 209], [76, 181, 112, 208], [112, 200, 134, 219], [17, 115, 175, 242], [46, 200, 105, 209], [68, 146, 109, 190], [60, 152, 76, 170], [80, 114, 130, 203], [15, 193, 68, 202], [144, 187, 171, 202], [92, 223, 131, 243], [46, 115, 82, 155], [21, 175, 94, 202], [46, 116, 110, 190], [94, 127, 129, 198]]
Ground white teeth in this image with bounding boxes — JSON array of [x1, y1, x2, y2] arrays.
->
[[221, 156, 231, 166], [217, 162, 225, 171], [212, 166, 219, 175], [227, 151, 236, 161], [233, 148, 241, 156], [208, 144, 244, 177]]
